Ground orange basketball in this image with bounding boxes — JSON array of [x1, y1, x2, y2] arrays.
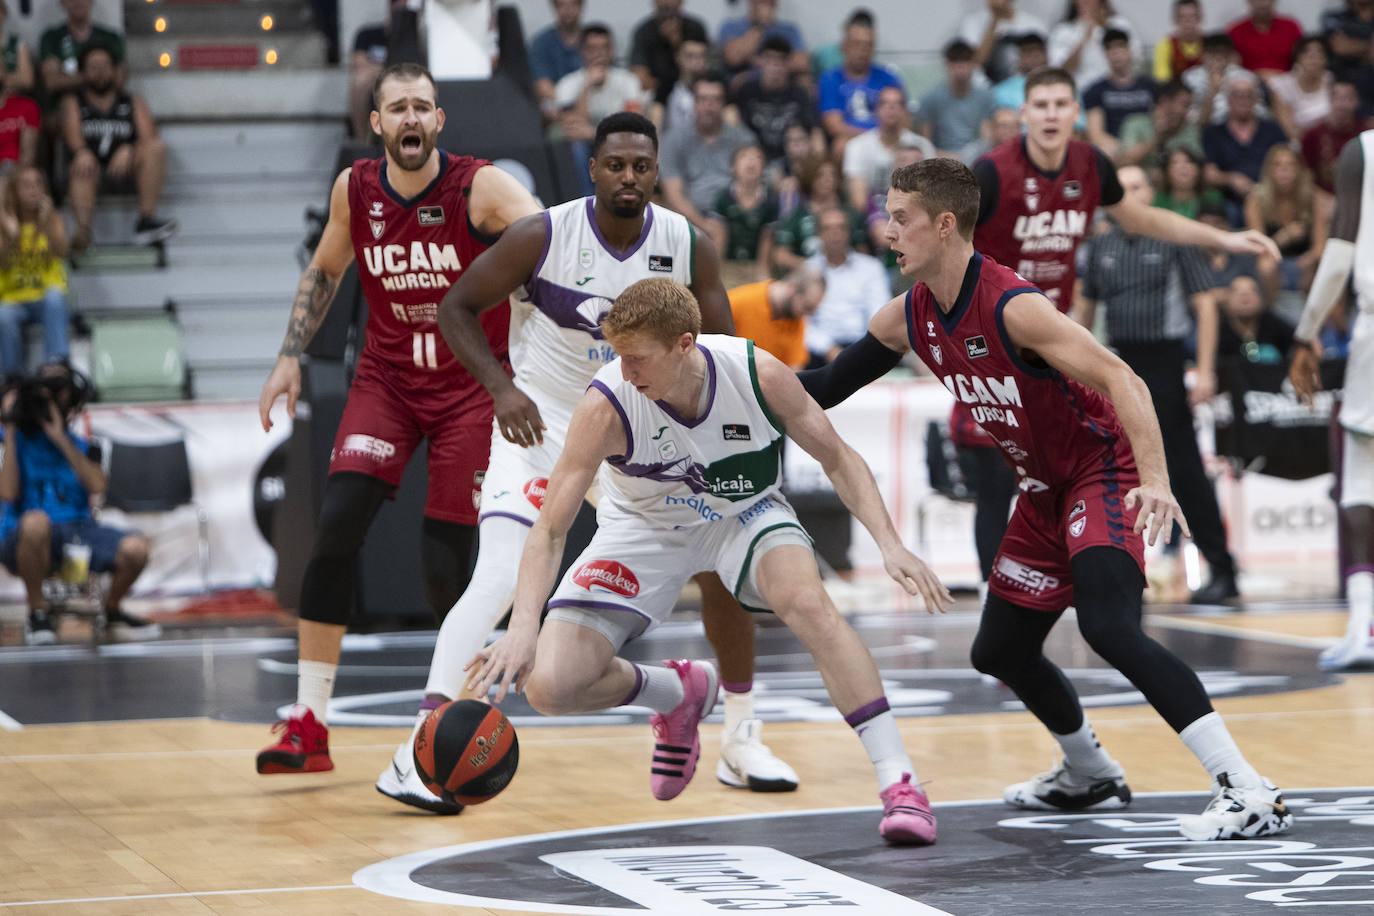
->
[[412, 699, 519, 806]]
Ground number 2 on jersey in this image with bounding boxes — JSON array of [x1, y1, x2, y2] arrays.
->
[[413, 331, 438, 369]]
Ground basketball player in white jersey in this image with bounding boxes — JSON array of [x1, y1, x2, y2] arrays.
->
[[376, 113, 798, 811], [1289, 132, 1374, 671], [466, 278, 953, 843]]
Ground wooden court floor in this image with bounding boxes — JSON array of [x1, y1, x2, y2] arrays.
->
[[2, 601, 1373, 914]]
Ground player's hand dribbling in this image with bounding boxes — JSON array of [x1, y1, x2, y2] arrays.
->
[[1288, 339, 1323, 404], [881, 545, 954, 615], [495, 385, 546, 447], [464, 624, 537, 705], [1125, 481, 1192, 547], [258, 356, 301, 433]]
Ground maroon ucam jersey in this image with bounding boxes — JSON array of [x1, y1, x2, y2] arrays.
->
[[347, 151, 509, 390], [906, 253, 1137, 501]]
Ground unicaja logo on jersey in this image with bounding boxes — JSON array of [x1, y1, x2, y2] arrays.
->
[[573, 560, 640, 597], [665, 493, 723, 522], [523, 478, 548, 509]]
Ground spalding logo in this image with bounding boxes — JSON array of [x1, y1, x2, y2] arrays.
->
[[524, 477, 548, 509], [573, 560, 640, 597]]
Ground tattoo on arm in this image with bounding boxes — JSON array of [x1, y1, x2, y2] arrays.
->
[[279, 268, 340, 357]]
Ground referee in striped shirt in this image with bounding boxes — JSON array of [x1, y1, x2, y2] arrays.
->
[[1075, 164, 1240, 605]]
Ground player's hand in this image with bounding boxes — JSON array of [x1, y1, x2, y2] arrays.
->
[[1188, 369, 1216, 408], [464, 624, 538, 705], [1125, 481, 1191, 547], [38, 397, 64, 442], [1288, 339, 1324, 404], [881, 545, 954, 615], [495, 385, 546, 447], [258, 355, 301, 433], [1223, 228, 1280, 262]]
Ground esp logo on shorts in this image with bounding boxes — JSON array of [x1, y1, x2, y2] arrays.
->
[[573, 560, 640, 597], [524, 477, 548, 509]]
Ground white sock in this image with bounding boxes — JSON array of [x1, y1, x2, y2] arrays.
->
[[1179, 711, 1262, 788], [1347, 570, 1374, 641], [722, 686, 754, 735], [395, 709, 429, 766], [1053, 719, 1118, 778], [424, 516, 528, 699], [624, 663, 685, 713], [296, 659, 336, 723], [849, 705, 915, 789]]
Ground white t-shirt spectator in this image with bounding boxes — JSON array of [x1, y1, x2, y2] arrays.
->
[[805, 251, 891, 355], [1267, 71, 1333, 136], [554, 66, 649, 123], [958, 8, 1049, 84], [1048, 15, 1140, 91], [842, 129, 936, 198]]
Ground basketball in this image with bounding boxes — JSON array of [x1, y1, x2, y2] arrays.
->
[[412, 699, 519, 806]]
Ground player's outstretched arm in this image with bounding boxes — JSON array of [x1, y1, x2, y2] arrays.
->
[[438, 213, 550, 446], [795, 294, 910, 408], [259, 170, 355, 432], [465, 389, 625, 702], [1291, 138, 1362, 403], [755, 347, 952, 614], [1109, 193, 1281, 262], [1001, 291, 1190, 547]]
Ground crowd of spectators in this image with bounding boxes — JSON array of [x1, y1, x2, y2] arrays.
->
[[0, 0, 177, 377], [516, 0, 1357, 372]]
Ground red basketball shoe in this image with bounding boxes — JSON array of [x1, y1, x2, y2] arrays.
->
[[256, 705, 334, 774], [648, 659, 718, 801]]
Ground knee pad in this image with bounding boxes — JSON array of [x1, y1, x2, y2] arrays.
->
[[298, 473, 390, 626]]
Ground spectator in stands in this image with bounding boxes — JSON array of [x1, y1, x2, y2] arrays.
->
[[864, 141, 927, 286], [0, 67, 36, 174], [1048, 0, 1139, 91], [347, 0, 405, 140], [1, 359, 157, 645], [845, 85, 934, 212], [1303, 79, 1369, 194], [772, 154, 866, 274], [727, 265, 825, 369], [528, 0, 585, 124], [1084, 28, 1157, 159], [0, 167, 68, 375], [1202, 70, 1288, 214], [957, 0, 1048, 86], [61, 45, 177, 252], [992, 33, 1048, 110], [1216, 273, 1293, 363], [629, 0, 709, 108], [817, 14, 904, 158], [1154, 147, 1224, 219], [660, 73, 755, 230], [0, 1, 35, 96], [1269, 37, 1334, 141], [1324, 0, 1374, 80], [554, 25, 649, 150], [1226, 0, 1303, 79], [804, 206, 888, 365], [917, 40, 996, 162], [654, 37, 708, 135], [810, 8, 868, 78], [1183, 33, 1259, 125], [707, 144, 777, 279], [1197, 199, 1265, 304], [734, 37, 821, 163], [718, 0, 808, 86], [769, 122, 819, 217], [39, 0, 125, 102], [1154, 0, 1205, 83], [1245, 145, 1327, 292], [1117, 79, 1202, 175]]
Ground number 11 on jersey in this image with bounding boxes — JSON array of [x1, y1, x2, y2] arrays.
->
[[413, 331, 437, 368]]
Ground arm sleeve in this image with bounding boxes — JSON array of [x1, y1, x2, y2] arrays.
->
[[973, 157, 1000, 227], [1094, 146, 1124, 206], [796, 332, 906, 409]]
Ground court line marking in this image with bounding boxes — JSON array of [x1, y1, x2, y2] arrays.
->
[[1145, 613, 1337, 648], [0, 708, 21, 731], [0, 884, 357, 908]]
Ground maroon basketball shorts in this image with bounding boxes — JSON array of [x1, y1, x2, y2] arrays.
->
[[989, 468, 1146, 612], [328, 364, 494, 524]]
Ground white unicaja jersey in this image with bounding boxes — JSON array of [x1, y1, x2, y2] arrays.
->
[[510, 197, 696, 408], [589, 334, 785, 527], [1340, 132, 1374, 434], [1354, 131, 1374, 315]]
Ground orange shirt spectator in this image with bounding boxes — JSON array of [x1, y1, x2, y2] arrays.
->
[[728, 270, 824, 369]]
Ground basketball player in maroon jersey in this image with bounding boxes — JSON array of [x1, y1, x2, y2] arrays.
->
[[253, 63, 541, 806], [957, 66, 1277, 604], [800, 157, 1292, 841]]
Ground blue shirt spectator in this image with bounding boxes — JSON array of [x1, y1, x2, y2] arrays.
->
[[718, 0, 807, 81], [818, 16, 904, 153], [528, 0, 585, 119]]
